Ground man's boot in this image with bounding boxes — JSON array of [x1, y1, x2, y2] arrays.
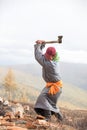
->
[[44, 110, 51, 121], [55, 111, 63, 121]]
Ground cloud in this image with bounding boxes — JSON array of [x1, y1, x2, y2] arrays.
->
[[0, 0, 87, 65], [59, 49, 87, 64], [0, 47, 35, 65], [0, 45, 87, 65]]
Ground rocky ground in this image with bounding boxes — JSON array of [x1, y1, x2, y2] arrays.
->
[[0, 102, 87, 130]]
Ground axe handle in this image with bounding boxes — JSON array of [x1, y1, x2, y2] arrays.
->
[[45, 41, 62, 44], [45, 41, 57, 43]]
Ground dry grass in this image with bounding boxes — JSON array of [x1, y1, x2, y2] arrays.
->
[[0, 102, 87, 130], [28, 104, 87, 130], [61, 108, 87, 130]]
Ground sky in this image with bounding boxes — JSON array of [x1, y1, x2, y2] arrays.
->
[[0, 0, 87, 65]]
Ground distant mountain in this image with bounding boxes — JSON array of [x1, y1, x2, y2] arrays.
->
[[0, 65, 87, 110], [10, 62, 87, 90], [60, 62, 87, 90]]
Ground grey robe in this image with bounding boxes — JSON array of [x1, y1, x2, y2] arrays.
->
[[34, 44, 62, 113]]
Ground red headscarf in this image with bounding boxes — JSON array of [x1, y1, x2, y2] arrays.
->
[[45, 47, 56, 60]]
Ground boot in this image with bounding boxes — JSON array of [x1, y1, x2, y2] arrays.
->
[[44, 110, 51, 121], [35, 108, 51, 121], [55, 111, 63, 121]]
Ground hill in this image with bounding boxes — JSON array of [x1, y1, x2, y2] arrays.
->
[[0, 101, 87, 130], [10, 62, 87, 90], [0, 66, 87, 110]]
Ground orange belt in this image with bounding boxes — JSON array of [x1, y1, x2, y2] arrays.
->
[[46, 80, 63, 95]]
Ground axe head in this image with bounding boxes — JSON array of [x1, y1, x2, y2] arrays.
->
[[58, 36, 63, 43]]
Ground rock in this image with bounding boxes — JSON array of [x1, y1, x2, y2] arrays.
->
[[11, 103, 24, 118], [34, 119, 49, 125], [62, 125, 77, 130], [24, 105, 30, 114], [0, 120, 15, 126], [36, 115, 45, 120], [7, 126, 28, 130], [26, 121, 37, 129], [3, 100, 9, 106]]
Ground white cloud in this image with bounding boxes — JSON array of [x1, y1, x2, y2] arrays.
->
[[0, 45, 87, 65], [59, 49, 87, 64], [0, 52, 34, 66], [0, 47, 35, 65], [0, 48, 9, 54]]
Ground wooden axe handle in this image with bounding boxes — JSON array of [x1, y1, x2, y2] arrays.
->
[[45, 41, 60, 44], [45, 40, 62, 44]]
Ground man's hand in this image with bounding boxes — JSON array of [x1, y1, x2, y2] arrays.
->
[[36, 40, 45, 44]]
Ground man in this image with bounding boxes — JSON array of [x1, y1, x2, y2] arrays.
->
[[34, 40, 63, 121]]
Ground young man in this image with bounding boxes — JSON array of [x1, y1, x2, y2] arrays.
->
[[34, 40, 63, 121]]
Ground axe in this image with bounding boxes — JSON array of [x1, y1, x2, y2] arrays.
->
[[45, 36, 63, 44]]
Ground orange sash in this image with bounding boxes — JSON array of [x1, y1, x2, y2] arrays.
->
[[46, 80, 63, 95]]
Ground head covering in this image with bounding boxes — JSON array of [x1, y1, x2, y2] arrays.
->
[[45, 47, 56, 57], [45, 47, 57, 60], [52, 52, 60, 62]]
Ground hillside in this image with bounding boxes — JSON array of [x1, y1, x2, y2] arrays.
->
[[0, 66, 87, 110], [0, 101, 87, 130], [10, 62, 87, 90]]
